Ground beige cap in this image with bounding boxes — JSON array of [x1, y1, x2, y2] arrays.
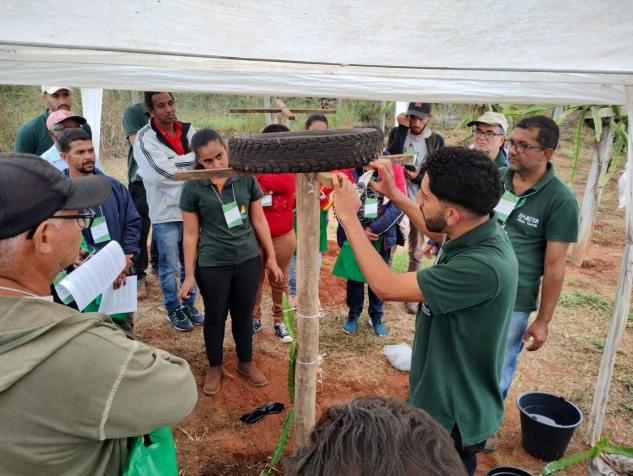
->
[[467, 112, 508, 134], [41, 86, 73, 95]]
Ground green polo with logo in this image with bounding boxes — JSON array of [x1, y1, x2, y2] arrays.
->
[[179, 176, 263, 267], [412, 218, 518, 446], [15, 110, 93, 156], [500, 163, 579, 312], [123, 102, 151, 184]]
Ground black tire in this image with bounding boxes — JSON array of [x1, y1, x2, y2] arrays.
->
[[228, 128, 383, 173]]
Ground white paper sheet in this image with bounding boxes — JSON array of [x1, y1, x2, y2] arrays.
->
[[57, 241, 126, 311], [99, 275, 137, 315]]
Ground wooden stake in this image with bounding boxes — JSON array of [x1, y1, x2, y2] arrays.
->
[[570, 124, 614, 265], [229, 108, 336, 114], [172, 168, 256, 181], [588, 86, 633, 444], [294, 172, 321, 448]]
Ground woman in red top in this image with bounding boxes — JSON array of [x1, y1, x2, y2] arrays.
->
[[252, 124, 297, 342]]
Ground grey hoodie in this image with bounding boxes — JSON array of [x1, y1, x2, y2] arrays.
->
[[0, 297, 197, 475]]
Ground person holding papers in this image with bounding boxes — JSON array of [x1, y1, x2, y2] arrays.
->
[[179, 128, 283, 396], [58, 128, 141, 331]]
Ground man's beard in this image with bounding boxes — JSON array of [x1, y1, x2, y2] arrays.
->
[[423, 212, 447, 233]]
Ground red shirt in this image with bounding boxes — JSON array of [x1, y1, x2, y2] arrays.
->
[[256, 173, 296, 238], [152, 118, 184, 155]]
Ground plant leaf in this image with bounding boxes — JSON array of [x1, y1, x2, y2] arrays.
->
[[540, 437, 608, 475], [282, 293, 295, 338], [288, 342, 297, 403], [568, 106, 587, 184], [590, 106, 603, 142], [267, 409, 295, 470]]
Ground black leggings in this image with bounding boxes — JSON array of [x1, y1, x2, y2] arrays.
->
[[195, 256, 261, 367]]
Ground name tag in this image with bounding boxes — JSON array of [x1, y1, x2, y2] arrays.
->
[[364, 197, 378, 219], [91, 216, 111, 243], [262, 194, 273, 207], [494, 191, 520, 224], [222, 201, 243, 228]]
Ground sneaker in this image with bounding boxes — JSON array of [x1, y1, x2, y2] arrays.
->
[[166, 307, 193, 332], [343, 318, 358, 334], [404, 302, 419, 314], [182, 304, 204, 326], [253, 319, 262, 334], [273, 323, 293, 343], [370, 317, 387, 336]]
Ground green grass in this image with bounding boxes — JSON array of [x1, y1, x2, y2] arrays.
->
[[559, 289, 612, 318], [391, 249, 409, 273]]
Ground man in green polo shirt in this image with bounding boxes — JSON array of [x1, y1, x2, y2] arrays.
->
[[332, 147, 518, 475], [468, 111, 508, 168], [496, 116, 579, 400], [14, 86, 92, 156]]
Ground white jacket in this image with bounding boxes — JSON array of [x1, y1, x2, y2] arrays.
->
[[133, 120, 196, 224]]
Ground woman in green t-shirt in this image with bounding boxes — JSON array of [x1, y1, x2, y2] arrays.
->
[[179, 128, 283, 396]]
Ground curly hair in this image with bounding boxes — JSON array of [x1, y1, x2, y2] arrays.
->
[[284, 396, 467, 476], [421, 147, 501, 216]]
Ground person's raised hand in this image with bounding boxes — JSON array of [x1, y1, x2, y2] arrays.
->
[[396, 112, 409, 127], [332, 173, 361, 223], [368, 158, 399, 200]]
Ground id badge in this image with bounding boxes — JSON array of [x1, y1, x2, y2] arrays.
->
[[405, 147, 418, 166], [364, 197, 378, 219], [222, 201, 243, 228], [262, 194, 273, 207], [494, 191, 520, 224], [91, 216, 111, 243]]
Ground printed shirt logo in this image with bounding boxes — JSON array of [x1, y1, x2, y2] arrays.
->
[[516, 212, 540, 228], [240, 205, 248, 219], [420, 303, 431, 317]]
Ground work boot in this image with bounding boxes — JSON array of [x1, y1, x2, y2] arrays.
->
[[405, 302, 419, 314], [137, 277, 148, 299], [203, 366, 222, 396], [237, 361, 268, 387]]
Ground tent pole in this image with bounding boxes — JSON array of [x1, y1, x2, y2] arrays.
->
[[588, 85, 633, 444], [293, 172, 321, 448]]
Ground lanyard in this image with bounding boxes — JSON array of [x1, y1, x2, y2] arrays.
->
[[210, 180, 237, 207]]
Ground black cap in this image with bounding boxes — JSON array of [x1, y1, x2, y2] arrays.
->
[[0, 153, 112, 239], [406, 102, 432, 119]]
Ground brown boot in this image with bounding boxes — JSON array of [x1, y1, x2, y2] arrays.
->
[[203, 366, 222, 395], [236, 361, 268, 387], [137, 277, 148, 300]]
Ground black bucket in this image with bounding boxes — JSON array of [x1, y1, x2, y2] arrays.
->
[[516, 391, 583, 461], [486, 467, 532, 476]]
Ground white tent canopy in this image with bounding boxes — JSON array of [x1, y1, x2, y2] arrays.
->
[[3, 0, 633, 446], [2, 0, 633, 103]]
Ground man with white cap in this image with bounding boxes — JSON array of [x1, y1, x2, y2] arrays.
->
[[467, 112, 509, 168], [14, 86, 92, 155], [41, 109, 102, 172]]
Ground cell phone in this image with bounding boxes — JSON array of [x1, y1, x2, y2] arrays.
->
[[404, 164, 417, 172]]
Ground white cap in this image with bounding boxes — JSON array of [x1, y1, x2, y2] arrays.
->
[[41, 86, 73, 95], [467, 112, 509, 134]]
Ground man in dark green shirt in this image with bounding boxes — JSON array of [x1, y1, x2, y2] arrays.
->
[[15, 87, 92, 155], [496, 116, 579, 400], [468, 111, 508, 168], [332, 147, 518, 475], [123, 100, 153, 298]]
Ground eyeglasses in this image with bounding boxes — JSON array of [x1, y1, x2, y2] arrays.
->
[[26, 209, 96, 239], [473, 128, 505, 139], [506, 139, 548, 154], [240, 402, 284, 424]]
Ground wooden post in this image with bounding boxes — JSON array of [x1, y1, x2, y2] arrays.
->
[[588, 86, 633, 444], [294, 172, 321, 448], [263, 96, 273, 126], [570, 124, 615, 265], [275, 98, 295, 125]]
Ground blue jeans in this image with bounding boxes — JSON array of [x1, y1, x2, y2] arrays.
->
[[499, 311, 531, 399], [288, 252, 322, 297], [346, 247, 390, 321], [152, 221, 196, 313]]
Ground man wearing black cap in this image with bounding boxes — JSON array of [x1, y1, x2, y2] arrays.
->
[[387, 102, 445, 313], [0, 154, 197, 475]]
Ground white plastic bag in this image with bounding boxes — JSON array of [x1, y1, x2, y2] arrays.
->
[[383, 343, 412, 372]]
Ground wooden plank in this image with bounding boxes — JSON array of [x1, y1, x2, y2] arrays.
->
[[172, 168, 256, 181], [275, 98, 295, 120], [229, 108, 336, 114], [294, 172, 321, 449], [587, 86, 633, 444]]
